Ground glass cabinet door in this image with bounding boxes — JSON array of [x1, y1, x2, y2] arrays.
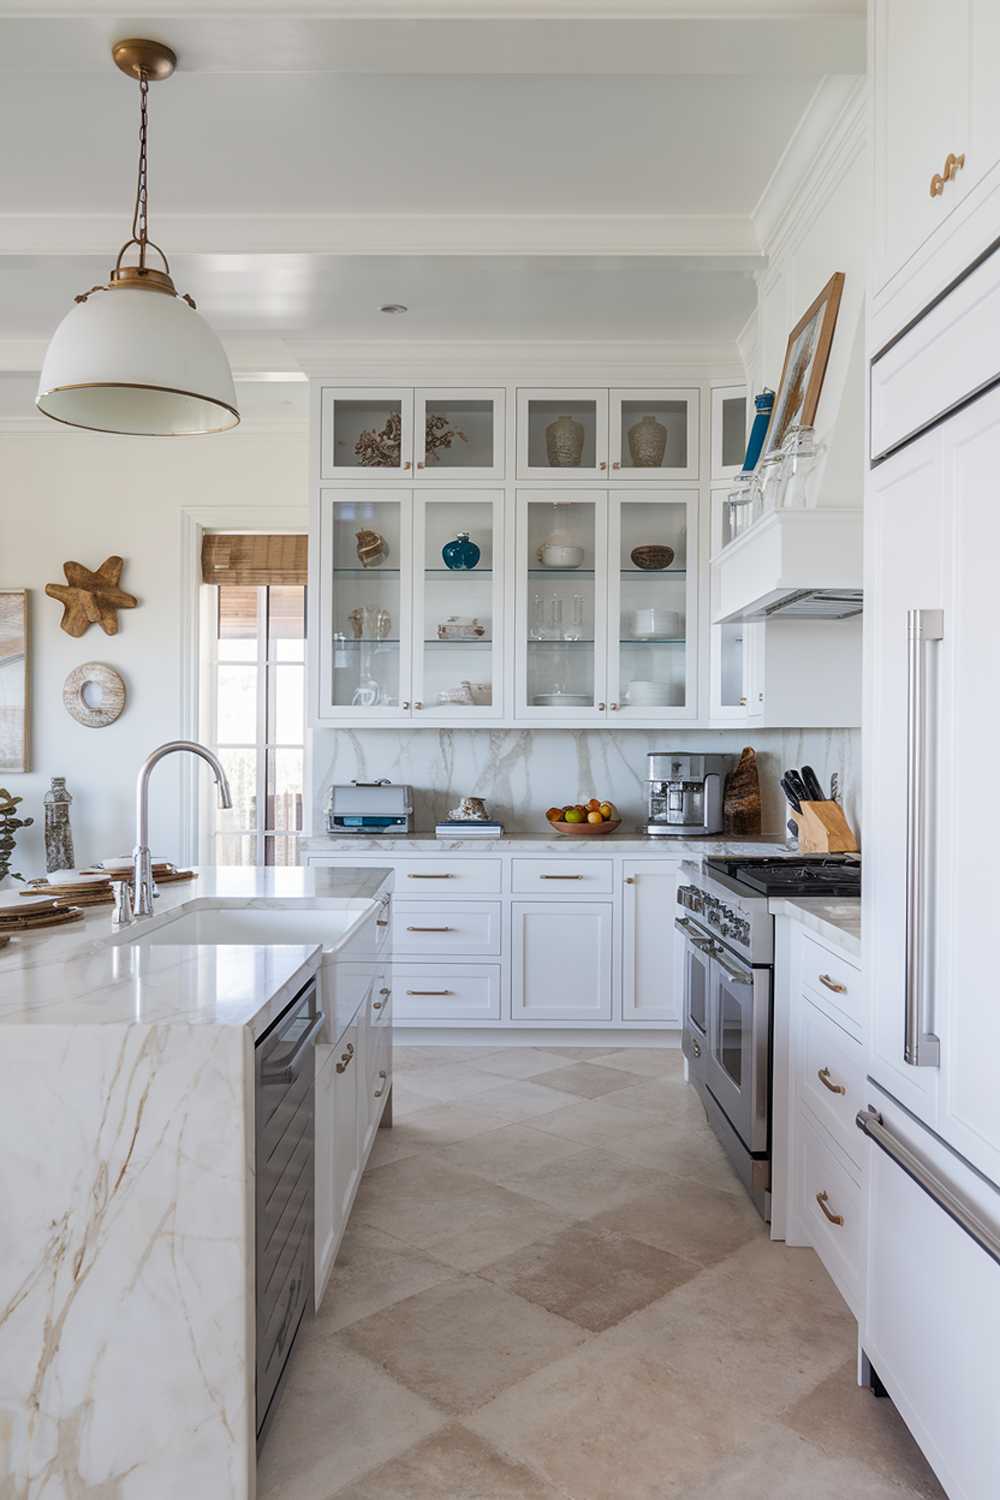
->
[[515, 491, 608, 719], [707, 485, 763, 720], [414, 389, 505, 480], [411, 490, 504, 720], [516, 388, 609, 480], [318, 489, 413, 718], [607, 490, 698, 719], [609, 388, 700, 480], [711, 384, 748, 480], [320, 387, 414, 479]]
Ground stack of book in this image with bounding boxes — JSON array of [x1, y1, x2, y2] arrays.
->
[[435, 819, 504, 840]]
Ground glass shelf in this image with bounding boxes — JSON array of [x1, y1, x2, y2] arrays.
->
[[335, 637, 402, 645], [526, 569, 687, 578], [621, 568, 686, 578], [333, 567, 401, 576], [619, 636, 686, 645], [528, 638, 596, 647], [424, 638, 493, 646], [424, 568, 493, 576]]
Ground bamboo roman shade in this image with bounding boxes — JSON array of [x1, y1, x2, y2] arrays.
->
[[201, 533, 307, 587]]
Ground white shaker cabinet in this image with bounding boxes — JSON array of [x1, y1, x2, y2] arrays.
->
[[622, 861, 684, 1023], [510, 901, 614, 1022]]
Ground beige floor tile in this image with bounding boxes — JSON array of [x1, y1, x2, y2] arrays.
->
[[426, 1123, 591, 1189], [363, 1126, 422, 1170], [589, 1172, 765, 1267], [341, 1276, 587, 1416], [377, 1099, 517, 1148], [478, 1221, 702, 1332], [471, 1048, 579, 1080], [531, 1045, 621, 1060], [598, 1114, 744, 1193], [599, 1077, 707, 1122], [256, 1332, 445, 1500], [334, 1423, 567, 1500], [314, 1222, 455, 1333], [394, 1045, 501, 1069], [467, 1332, 760, 1500], [399, 1061, 511, 1104], [587, 1047, 685, 1077], [781, 1359, 945, 1497], [527, 1062, 640, 1099], [684, 1422, 933, 1500], [495, 1146, 678, 1219], [527, 1093, 663, 1148], [471, 1077, 582, 1122]]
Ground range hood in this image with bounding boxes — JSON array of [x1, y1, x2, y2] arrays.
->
[[711, 508, 863, 625]]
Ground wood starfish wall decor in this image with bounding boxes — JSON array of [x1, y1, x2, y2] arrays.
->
[[45, 556, 139, 638]]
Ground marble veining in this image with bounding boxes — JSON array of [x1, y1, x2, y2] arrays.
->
[[770, 896, 862, 960], [301, 832, 790, 856], [311, 726, 861, 839]]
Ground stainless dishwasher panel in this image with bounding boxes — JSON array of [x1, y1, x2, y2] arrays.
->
[[255, 977, 322, 1444]]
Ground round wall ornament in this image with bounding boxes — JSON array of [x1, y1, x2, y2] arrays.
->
[[63, 662, 126, 728]]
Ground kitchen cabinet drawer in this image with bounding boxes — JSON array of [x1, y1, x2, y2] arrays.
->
[[800, 932, 862, 1031], [393, 901, 501, 957], [798, 1106, 864, 1318], [510, 858, 613, 896], [798, 998, 866, 1169], [393, 964, 502, 1021], [395, 858, 502, 895]]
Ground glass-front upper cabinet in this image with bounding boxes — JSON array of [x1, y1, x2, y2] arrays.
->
[[317, 489, 413, 719], [411, 491, 504, 720], [414, 389, 505, 480], [516, 389, 610, 480], [320, 388, 415, 479], [711, 384, 748, 480], [607, 491, 699, 719], [707, 485, 763, 720], [609, 389, 700, 480], [515, 491, 609, 719]]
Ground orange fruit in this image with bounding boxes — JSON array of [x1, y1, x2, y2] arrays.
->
[[587, 810, 604, 824], [545, 807, 562, 822], [587, 798, 602, 812]]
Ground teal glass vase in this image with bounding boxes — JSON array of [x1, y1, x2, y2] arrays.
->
[[441, 532, 480, 570]]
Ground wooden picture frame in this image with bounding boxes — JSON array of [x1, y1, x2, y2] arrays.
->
[[762, 271, 846, 459], [0, 589, 30, 773]]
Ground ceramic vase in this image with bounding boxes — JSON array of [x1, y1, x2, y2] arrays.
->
[[627, 413, 668, 468], [545, 413, 585, 467], [441, 532, 481, 570]]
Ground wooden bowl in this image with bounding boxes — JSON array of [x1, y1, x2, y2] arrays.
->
[[630, 544, 675, 571], [547, 818, 622, 837]]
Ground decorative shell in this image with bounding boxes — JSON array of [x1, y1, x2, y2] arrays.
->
[[355, 529, 387, 568]]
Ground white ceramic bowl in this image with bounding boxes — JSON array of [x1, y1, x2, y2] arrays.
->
[[538, 544, 584, 569], [625, 608, 682, 640], [532, 691, 592, 706], [625, 680, 673, 705]]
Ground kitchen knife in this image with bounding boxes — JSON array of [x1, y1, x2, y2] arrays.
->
[[801, 765, 826, 802], [787, 819, 799, 840], [780, 775, 802, 813], [785, 769, 810, 806]]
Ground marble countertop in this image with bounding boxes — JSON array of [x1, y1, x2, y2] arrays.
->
[[770, 896, 862, 961], [0, 864, 391, 1032], [301, 831, 791, 855]]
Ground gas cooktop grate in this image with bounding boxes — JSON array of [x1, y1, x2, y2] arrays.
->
[[704, 856, 861, 897]]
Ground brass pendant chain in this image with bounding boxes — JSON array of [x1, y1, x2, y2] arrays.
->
[[130, 71, 150, 269]]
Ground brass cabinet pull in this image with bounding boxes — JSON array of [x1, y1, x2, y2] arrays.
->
[[930, 151, 966, 197], [406, 989, 452, 996], [612, 460, 621, 469], [599, 460, 607, 470], [408, 872, 454, 879], [372, 998, 386, 1010], [625, 876, 636, 885], [401, 701, 410, 710], [403, 460, 412, 470], [597, 702, 606, 712], [540, 874, 583, 880], [818, 973, 847, 994], [610, 703, 619, 710], [379, 986, 391, 997], [817, 1066, 847, 1096], [407, 925, 452, 932], [374, 1070, 388, 1098], [816, 1190, 844, 1227], [336, 1042, 355, 1075], [416, 460, 425, 469]]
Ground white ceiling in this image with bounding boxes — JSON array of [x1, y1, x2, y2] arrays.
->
[[0, 2, 865, 381]]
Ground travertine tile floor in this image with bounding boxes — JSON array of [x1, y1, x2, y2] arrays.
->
[[258, 1045, 944, 1500]]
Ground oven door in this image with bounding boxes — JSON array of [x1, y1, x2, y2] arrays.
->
[[676, 916, 712, 1084], [704, 943, 770, 1154]]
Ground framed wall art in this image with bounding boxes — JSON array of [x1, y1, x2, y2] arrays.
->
[[0, 589, 30, 773], [763, 271, 846, 459]]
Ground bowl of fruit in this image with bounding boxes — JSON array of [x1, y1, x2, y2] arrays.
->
[[545, 799, 622, 835]]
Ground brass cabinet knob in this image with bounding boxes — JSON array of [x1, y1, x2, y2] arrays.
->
[[597, 702, 606, 711], [930, 151, 966, 197], [612, 460, 621, 469], [403, 460, 412, 470], [625, 876, 636, 885], [610, 702, 619, 710], [414, 701, 423, 710], [401, 701, 410, 710], [416, 460, 424, 469], [599, 460, 607, 470]]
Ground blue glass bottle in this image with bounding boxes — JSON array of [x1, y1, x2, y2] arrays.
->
[[441, 531, 481, 570]]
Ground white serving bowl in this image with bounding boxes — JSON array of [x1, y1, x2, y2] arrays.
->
[[625, 608, 682, 640], [537, 543, 584, 569], [625, 680, 673, 706]]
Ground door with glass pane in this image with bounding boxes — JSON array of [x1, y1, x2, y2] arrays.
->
[[607, 490, 698, 719], [516, 389, 609, 480], [412, 490, 504, 720], [414, 389, 505, 480], [320, 387, 414, 479], [318, 489, 413, 719], [515, 490, 608, 720], [708, 485, 762, 720], [609, 388, 699, 480], [711, 385, 748, 480]]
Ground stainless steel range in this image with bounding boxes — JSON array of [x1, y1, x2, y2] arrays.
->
[[677, 854, 861, 1219]]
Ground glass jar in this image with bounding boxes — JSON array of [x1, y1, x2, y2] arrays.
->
[[778, 425, 816, 509]]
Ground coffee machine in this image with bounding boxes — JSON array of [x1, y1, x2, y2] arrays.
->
[[646, 753, 730, 836]]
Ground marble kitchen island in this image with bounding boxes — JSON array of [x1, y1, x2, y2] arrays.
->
[[0, 865, 391, 1500]]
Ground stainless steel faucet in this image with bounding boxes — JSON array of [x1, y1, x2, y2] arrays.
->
[[132, 740, 233, 919]]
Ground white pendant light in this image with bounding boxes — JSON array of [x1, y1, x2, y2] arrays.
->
[[37, 39, 239, 436]]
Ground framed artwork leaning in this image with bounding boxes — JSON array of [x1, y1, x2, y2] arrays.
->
[[0, 590, 30, 773], [763, 271, 846, 459]]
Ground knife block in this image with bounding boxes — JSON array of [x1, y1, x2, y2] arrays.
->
[[794, 799, 859, 855]]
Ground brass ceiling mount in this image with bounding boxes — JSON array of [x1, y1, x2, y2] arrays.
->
[[112, 38, 177, 82]]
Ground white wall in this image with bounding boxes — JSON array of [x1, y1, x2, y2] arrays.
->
[[0, 423, 307, 875]]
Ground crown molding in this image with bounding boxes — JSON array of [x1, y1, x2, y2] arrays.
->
[[751, 74, 867, 262], [0, 0, 866, 16], [0, 211, 761, 260], [295, 337, 743, 382]]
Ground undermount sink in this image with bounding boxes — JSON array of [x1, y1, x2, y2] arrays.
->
[[119, 904, 371, 954]]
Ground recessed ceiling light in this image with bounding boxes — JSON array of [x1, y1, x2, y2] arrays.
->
[[379, 303, 408, 315]]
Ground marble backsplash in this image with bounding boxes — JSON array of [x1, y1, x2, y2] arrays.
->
[[311, 727, 860, 839]]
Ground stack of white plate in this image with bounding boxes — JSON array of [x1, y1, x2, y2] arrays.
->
[[625, 680, 673, 707]]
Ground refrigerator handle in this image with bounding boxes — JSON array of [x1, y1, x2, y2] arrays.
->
[[904, 608, 943, 1068], [856, 1108, 1000, 1267]]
